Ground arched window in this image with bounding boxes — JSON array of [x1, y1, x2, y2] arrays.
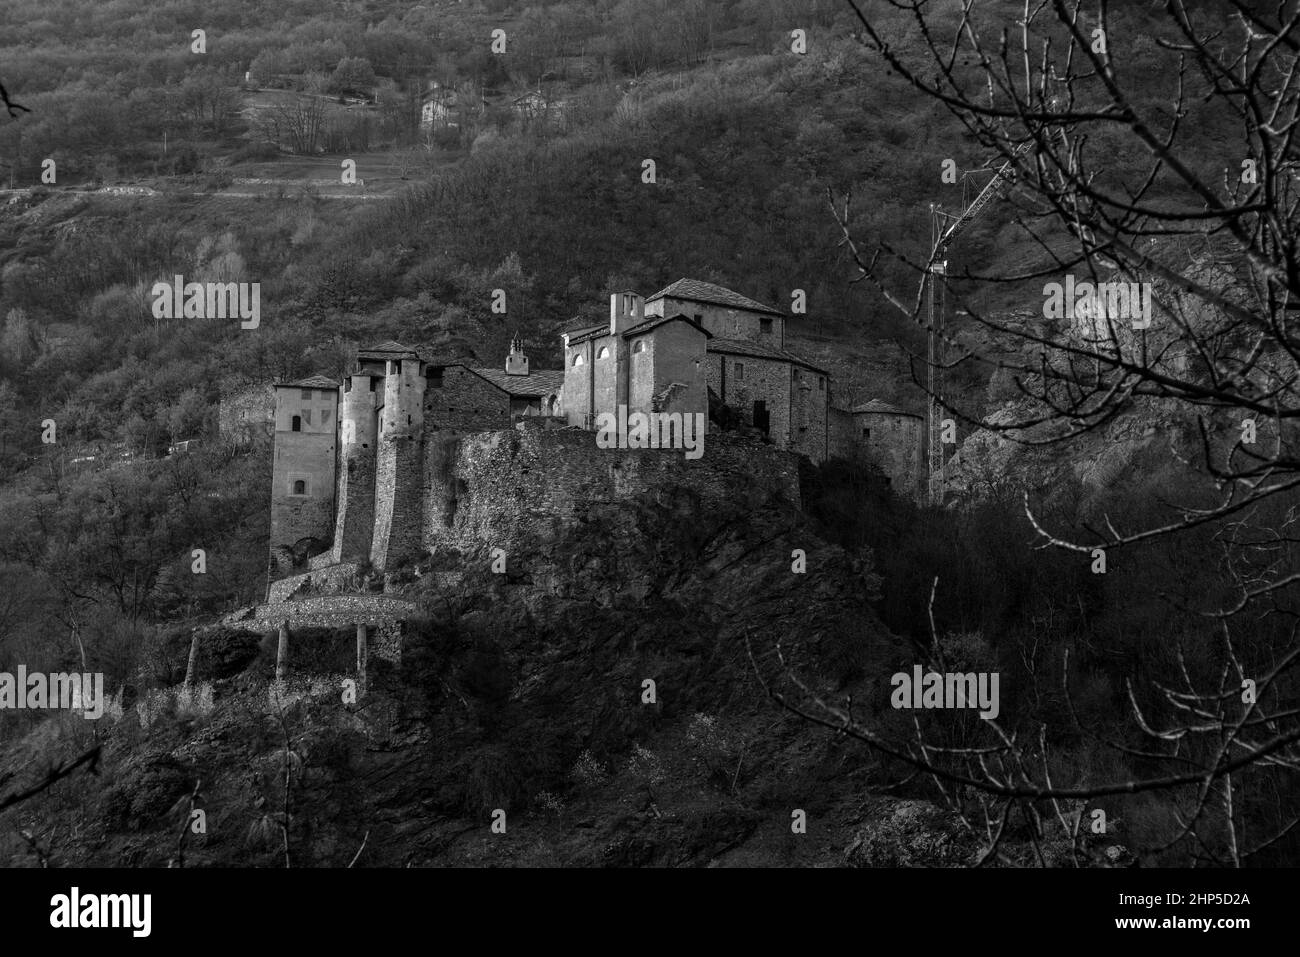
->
[[292, 479, 306, 495], [573, 353, 584, 366], [291, 415, 302, 432], [632, 340, 646, 354], [597, 346, 610, 359]]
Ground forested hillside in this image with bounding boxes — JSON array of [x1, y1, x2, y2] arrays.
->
[[3, 0, 1293, 870]]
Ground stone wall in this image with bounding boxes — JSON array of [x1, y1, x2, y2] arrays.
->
[[421, 426, 801, 554], [268, 562, 363, 603], [789, 365, 830, 463], [707, 351, 791, 449], [218, 385, 274, 443], [830, 408, 925, 500], [648, 296, 785, 348], [424, 365, 511, 432], [371, 435, 425, 569]]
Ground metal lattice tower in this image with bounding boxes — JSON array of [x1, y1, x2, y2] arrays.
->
[[924, 137, 1043, 505]]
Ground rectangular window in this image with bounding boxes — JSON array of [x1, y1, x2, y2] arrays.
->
[[862, 428, 870, 438], [369, 379, 377, 391], [300, 389, 312, 400], [818, 377, 825, 391], [735, 362, 745, 380], [760, 317, 772, 334]]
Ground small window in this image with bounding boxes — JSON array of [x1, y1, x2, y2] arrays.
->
[[573, 354, 584, 367], [344, 379, 352, 393], [302, 409, 312, 426], [818, 377, 825, 391], [428, 367, 444, 387], [301, 389, 312, 400], [369, 378, 376, 392], [292, 479, 306, 495], [633, 340, 646, 354], [760, 317, 772, 334], [597, 346, 610, 359], [694, 313, 702, 323], [862, 427, 870, 438], [291, 415, 302, 432], [735, 362, 745, 380]]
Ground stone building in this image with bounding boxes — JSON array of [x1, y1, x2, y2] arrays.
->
[[269, 374, 339, 564], [267, 284, 927, 581], [561, 292, 711, 429], [271, 339, 565, 576], [562, 279, 833, 462], [831, 399, 925, 500], [425, 339, 565, 428]]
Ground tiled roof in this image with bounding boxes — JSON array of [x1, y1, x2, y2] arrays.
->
[[359, 340, 419, 357], [707, 337, 828, 374], [647, 278, 783, 317], [563, 323, 608, 346], [565, 314, 710, 346], [849, 399, 921, 417], [469, 367, 565, 397], [276, 374, 338, 389]]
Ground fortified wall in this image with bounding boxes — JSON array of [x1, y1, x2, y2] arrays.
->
[[419, 424, 802, 556]]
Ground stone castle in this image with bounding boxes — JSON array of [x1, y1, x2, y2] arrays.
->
[[266, 278, 923, 577]]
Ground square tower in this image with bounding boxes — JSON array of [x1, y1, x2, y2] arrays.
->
[[270, 375, 339, 565]]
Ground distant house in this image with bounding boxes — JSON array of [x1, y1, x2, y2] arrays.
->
[[420, 82, 482, 130], [512, 89, 568, 127]]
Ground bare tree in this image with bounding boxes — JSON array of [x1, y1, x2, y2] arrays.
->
[[772, 0, 1300, 865]]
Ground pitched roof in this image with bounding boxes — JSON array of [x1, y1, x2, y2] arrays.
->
[[469, 367, 565, 398], [621, 313, 711, 339], [849, 399, 922, 418], [647, 278, 783, 317], [276, 374, 338, 389], [562, 323, 608, 346], [564, 314, 710, 346], [707, 337, 828, 373], [359, 340, 419, 357]]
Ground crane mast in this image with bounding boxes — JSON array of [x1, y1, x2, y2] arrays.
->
[[925, 137, 1040, 505]]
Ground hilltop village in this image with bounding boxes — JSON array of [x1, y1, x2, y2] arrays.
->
[[263, 278, 923, 578]]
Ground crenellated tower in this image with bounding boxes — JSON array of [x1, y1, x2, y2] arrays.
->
[[369, 346, 426, 569], [331, 368, 381, 564]]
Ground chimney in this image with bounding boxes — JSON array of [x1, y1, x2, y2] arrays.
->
[[609, 292, 643, 336], [505, 337, 529, 376]]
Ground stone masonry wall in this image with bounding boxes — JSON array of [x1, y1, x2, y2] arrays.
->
[[424, 366, 511, 432], [421, 426, 801, 554], [371, 436, 425, 569]]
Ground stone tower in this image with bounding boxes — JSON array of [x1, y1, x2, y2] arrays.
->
[[331, 368, 381, 564], [269, 374, 339, 564], [370, 349, 426, 569]]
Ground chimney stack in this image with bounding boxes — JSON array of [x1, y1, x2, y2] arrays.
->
[[505, 337, 529, 376]]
